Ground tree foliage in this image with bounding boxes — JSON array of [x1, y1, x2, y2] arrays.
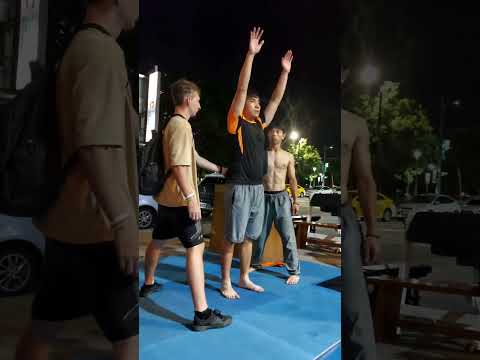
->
[[287, 138, 322, 186], [352, 81, 439, 194]]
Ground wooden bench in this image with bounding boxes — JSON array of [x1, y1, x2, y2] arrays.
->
[[367, 275, 480, 343], [366, 211, 480, 345], [294, 219, 341, 251]]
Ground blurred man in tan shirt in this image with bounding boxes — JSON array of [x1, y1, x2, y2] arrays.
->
[[16, 1, 139, 360]]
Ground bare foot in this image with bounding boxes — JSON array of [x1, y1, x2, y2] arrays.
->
[[286, 275, 300, 285], [220, 283, 240, 300], [248, 267, 257, 273], [239, 278, 264, 293]]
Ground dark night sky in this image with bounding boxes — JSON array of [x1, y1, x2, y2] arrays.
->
[[428, 3, 480, 131], [338, 0, 480, 193], [139, 1, 480, 158], [341, 1, 480, 132], [139, 0, 340, 152]]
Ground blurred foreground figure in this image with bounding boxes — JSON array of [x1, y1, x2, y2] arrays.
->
[[341, 68, 379, 360]]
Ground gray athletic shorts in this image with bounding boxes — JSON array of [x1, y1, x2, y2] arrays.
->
[[224, 184, 265, 243]]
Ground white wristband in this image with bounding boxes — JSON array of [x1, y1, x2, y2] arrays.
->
[[184, 192, 195, 200]]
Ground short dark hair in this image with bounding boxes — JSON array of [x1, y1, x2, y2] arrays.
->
[[268, 121, 286, 134], [246, 88, 260, 100], [170, 79, 201, 106]]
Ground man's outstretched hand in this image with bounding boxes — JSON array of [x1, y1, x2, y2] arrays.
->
[[281, 50, 293, 73], [249, 27, 265, 55]]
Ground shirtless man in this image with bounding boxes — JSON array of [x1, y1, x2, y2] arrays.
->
[[251, 124, 301, 285], [341, 68, 380, 359]]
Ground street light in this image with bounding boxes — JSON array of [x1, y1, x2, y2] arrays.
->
[[436, 98, 461, 194], [322, 145, 334, 186], [360, 64, 380, 86], [289, 130, 299, 141], [413, 149, 422, 196]]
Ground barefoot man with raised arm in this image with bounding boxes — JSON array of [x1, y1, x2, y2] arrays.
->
[[221, 27, 293, 299]]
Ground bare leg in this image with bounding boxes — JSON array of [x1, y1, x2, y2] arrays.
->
[[15, 323, 50, 360], [221, 240, 240, 299], [238, 239, 264, 293], [144, 241, 161, 285], [185, 242, 208, 311], [113, 335, 138, 360]]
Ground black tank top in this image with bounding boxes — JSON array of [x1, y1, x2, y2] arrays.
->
[[226, 116, 267, 185]]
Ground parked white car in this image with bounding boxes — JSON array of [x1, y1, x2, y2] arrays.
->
[[0, 214, 45, 296], [462, 196, 480, 214], [138, 194, 158, 229], [307, 186, 334, 199], [397, 193, 461, 220]]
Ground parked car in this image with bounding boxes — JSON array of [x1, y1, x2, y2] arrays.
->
[[307, 185, 333, 198], [138, 174, 226, 227], [462, 196, 480, 214], [198, 174, 226, 217], [138, 194, 158, 229], [286, 184, 306, 198], [397, 193, 461, 219], [0, 214, 45, 296], [350, 191, 397, 222]]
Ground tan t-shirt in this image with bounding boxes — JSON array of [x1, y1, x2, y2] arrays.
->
[[155, 116, 199, 207], [34, 28, 139, 244]]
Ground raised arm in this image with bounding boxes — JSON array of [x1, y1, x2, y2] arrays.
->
[[227, 27, 265, 134], [263, 50, 293, 127]]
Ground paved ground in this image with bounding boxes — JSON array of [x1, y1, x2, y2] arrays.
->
[[0, 295, 112, 360]]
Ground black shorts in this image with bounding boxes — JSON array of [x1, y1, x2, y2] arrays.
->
[[31, 238, 138, 343], [152, 205, 203, 248]]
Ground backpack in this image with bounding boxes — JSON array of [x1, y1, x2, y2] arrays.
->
[[0, 64, 62, 217], [138, 117, 174, 196], [0, 23, 110, 217]]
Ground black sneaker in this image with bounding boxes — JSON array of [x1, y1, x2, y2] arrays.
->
[[192, 309, 232, 331], [139, 282, 162, 297]]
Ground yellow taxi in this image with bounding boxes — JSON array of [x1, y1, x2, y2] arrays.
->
[[286, 184, 306, 198], [349, 191, 397, 222]]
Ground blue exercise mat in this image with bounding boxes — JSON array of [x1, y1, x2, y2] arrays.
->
[[140, 253, 341, 360]]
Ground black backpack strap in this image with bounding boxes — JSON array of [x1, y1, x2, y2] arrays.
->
[[77, 23, 112, 37], [171, 113, 187, 120]]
